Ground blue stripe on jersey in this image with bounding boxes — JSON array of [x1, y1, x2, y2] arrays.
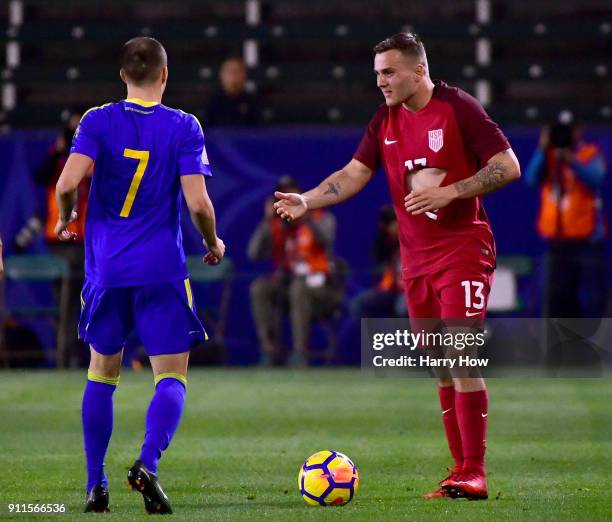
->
[[71, 100, 212, 287]]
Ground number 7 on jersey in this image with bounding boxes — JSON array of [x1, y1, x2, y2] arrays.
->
[[120, 148, 150, 217]]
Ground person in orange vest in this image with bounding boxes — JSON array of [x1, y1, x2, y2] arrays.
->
[[14, 111, 88, 252], [525, 118, 607, 317], [36, 110, 91, 364], [248, 176, 342, 366]]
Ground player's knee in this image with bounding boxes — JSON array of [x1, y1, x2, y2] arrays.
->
[[433, 364, 453, 385], [150, 352, 189, 377], [452, 376, 486, 393], [88, 346, 122, 379]]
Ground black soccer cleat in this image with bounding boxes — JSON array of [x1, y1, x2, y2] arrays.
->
[[127, 460, 173, 514], [84, 484, 110, 513]]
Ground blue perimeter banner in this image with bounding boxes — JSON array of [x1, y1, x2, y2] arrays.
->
[[1, 127, 611, 364]]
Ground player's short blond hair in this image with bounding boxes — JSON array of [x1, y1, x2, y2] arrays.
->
[[373, 32, 427, 65]]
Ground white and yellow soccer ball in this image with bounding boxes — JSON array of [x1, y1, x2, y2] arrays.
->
[[298, 450, 359, 506]]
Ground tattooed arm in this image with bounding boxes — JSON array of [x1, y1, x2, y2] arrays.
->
[[452, 149, 521, 198], [303, 158, 373, 208], [274, 159, 373, 221], [405, 149, 521, 215]]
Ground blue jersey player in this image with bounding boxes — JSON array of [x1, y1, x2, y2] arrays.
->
[[54, 37, 225, 514]]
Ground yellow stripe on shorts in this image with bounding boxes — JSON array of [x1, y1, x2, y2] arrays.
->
[[154, 373, 187, 387], [184, 278, 194, 309], [87, 370, 120, 386]]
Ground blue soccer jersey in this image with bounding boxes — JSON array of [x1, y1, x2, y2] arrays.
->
[[71, 98, 212, 287]]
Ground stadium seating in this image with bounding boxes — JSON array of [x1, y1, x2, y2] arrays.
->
[[0, 0, 609, 127]]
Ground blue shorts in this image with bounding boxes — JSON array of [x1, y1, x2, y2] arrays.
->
[[78, 278, 207, 356]]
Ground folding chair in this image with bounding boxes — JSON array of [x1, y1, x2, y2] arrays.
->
[[1, 254, 70, 368], [309, 257, 350, 365], [489, 255, 533, 313]]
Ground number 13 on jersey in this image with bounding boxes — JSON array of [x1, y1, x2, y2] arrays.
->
[[461, 280, 485, 310], [120, 148, 150, 217]]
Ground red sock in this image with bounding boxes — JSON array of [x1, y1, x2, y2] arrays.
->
[[455, 389, 488, 475], [438, 386, 463, 474]]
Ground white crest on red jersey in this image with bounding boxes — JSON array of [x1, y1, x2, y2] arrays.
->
[[428, 129, 444, 152]]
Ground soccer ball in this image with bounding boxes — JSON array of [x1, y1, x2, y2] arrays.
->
[[298, 450, 359, 506]]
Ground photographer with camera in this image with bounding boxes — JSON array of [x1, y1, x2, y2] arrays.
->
[[525, 114, 607, 318], [248, 176, 342, 366]]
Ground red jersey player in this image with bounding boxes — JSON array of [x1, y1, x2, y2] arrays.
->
[[274, 33, 521, 500]]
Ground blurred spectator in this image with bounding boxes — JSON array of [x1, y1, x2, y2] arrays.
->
[[248, 176, 342, 365], [525, 117, 607, 317], [14, 111, 87, 249], [37, 111, 90, 246], [205, 56, 260, 126], [349, 205, 403, 318], [26, 110, 90, 365], [13, 112, 86, 252]]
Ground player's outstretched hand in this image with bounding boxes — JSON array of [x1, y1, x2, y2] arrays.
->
[[203, 237, 225, 265], [404, 186, 456, 215], [273, 191, 307, 222], [54, 210, 78, 241]]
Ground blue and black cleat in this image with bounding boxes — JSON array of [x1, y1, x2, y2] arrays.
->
[[84, 484, 110, 513], [127, 460, 173, 514]]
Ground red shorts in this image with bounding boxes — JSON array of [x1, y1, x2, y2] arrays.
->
[[403, 266, 494, 320]]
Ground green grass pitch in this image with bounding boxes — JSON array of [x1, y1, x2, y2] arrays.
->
[[0, 369, 610, 521]]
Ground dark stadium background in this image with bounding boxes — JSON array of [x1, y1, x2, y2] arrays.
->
[[0, 0, 610, 366], [0, 2, 611, 520]]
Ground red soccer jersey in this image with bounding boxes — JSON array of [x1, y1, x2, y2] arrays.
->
[[354, 80, 510, 280]]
